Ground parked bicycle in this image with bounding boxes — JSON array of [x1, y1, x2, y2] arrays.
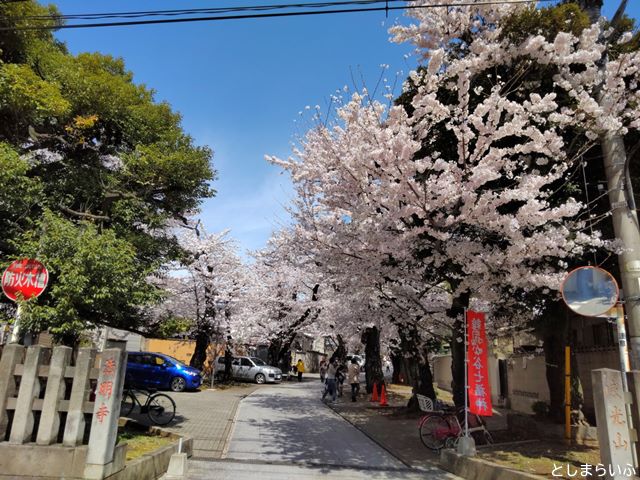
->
[[120, 387, 176, 426], [416, 394, 493, 451]]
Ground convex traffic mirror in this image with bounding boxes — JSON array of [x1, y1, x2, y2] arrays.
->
[[561, 266, 619, 317]]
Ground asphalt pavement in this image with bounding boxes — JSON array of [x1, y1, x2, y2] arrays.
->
[[183, 380, 458, 479]]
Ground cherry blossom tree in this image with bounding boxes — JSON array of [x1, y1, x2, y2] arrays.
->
[[269, 1, 640, 406], [150, 227, 248, 371]]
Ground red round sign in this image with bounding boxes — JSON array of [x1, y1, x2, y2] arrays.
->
[[2, 259, 49, 302]]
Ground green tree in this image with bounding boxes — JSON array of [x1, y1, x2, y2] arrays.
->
[[0, 1, 215, 343]]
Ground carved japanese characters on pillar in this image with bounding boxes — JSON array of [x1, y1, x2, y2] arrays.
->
[[84, 348, 127, 480], [592, 368, 633, 478]]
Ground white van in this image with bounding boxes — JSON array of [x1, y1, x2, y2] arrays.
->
[[214, 356, 283, 384]]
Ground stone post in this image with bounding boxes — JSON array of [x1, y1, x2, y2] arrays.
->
[[37, 346, 71, 445], [9, 345, 44, 444], [593, 369, 634, 479], [63, 348, 95, 446], [627, 371, 640, 471], [84, 348, 127, 480], [0, 344, 24, 438]]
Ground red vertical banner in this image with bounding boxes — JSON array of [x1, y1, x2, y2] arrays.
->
[[467, 310, 493, 417]]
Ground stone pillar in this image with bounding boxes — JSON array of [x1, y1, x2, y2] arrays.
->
[[37, 346, 71, 445], [9, 346, 44, 444], [63, 348, 95, 446], [0, 344, 24, 438], [84, 348, 127, 480], [592, 368, 634, 479], [626, 371, 640, 471]]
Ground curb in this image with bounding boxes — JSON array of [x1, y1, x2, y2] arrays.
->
[[221, 387, 260, 458], [440, 449, 545, 480], [117, 419, 194, 480]]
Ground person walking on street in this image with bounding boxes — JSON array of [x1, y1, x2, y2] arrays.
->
[[296, 359, 305, 382], [322, 359, 338, 403], [348, 358, 360, 402], [319, 360, 327, 382]]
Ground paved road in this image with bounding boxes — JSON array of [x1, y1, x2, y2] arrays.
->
[[185, 381, 457, 479]]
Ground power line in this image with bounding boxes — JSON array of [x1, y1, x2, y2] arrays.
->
[[0, 0, 556, 32], [2, 0, 405, 20]]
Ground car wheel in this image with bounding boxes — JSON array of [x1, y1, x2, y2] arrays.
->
[[170, 376, 186, 392], [255, 373, 266, 384]]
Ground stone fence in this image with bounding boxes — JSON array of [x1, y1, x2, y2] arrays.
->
[[0, 345, 127, 479]]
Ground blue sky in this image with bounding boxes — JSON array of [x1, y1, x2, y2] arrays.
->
[[51, 1, 639, 256]]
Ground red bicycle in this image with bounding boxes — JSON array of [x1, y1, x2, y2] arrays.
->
[[416, 395, 493, 451]]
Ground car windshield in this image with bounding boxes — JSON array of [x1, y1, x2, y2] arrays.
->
[[158, 354, 182, 367], [250, 357, 266, 366]]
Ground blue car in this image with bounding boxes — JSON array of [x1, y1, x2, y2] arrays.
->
[[125, 352, 202, 392]]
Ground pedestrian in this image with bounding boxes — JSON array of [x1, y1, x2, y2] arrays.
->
[[296, 359, 305, 382], [336, 363, 346, 397], [348, 358, 360, 402], [319, 360, 327, 382], [322, 359, 338, 403]]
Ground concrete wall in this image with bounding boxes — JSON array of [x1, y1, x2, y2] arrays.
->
[[108, 328, 144, 352], [507, 355, 550, 414], [142, 338, 198, 366], [576, 347, 618, 417], [432, 353, 501, 405], [432, 345, 622, 416], [0, 444, 89, 478], [433, 354, 453, 391]]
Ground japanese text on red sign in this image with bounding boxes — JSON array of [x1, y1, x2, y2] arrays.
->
[[467, 310, 492, 417]]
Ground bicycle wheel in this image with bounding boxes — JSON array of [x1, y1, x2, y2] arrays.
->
[[419, 414, 450, 450], [146, 393, 176, 425], [120, 391, 136, 417]]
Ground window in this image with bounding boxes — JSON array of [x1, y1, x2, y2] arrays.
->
[[241, 358, 253, 367], [154, 356, 165, 366], [129, 354, 142, 364], [232, 359, 240, 366], [141, 354, 156, 365]]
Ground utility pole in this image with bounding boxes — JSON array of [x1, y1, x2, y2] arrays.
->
[[602, 132, 640, 369], [590, 0, 640, 367]]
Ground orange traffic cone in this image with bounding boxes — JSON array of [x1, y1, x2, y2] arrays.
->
[[370, 382, 379, 402], [379, 384, 388, 407]]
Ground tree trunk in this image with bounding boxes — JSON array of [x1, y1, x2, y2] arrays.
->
[[390, 351, 402, 384], [330, 334, 347, 363], [392, 324, 420, 386], [407, 344, 437, 411], [577, 0, 603, 23], [543, 323, 565, 423], [361, 326, 384, 393], [224, 341, 234, 382], [448, 292, 470, 408], [537, 299, 585, 423], [418, 351, 436, 400], [190, 329, 209, 370], [268, 337, 294, 374]]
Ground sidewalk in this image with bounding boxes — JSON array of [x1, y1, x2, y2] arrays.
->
[[328, 383, 509, 472], [328, 385, 439, 471], [162, 385, 258, 459]]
